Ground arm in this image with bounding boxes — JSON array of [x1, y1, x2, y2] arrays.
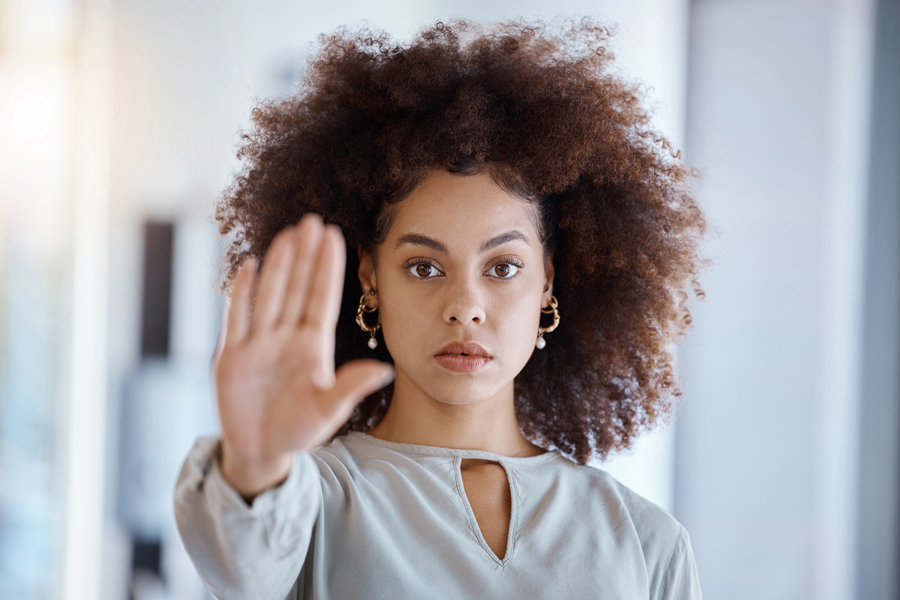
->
[[658, 527, 703, 600], [173, 215, 392, 598], [174, 436, 321, 600]]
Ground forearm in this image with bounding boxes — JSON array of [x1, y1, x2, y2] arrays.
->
[[173, 435, 321, 600]]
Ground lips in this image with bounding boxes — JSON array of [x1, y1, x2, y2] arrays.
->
[[434, 341, 492, 373], [435, 341, 491, 357]]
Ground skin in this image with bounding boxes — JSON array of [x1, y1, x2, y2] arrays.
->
[[217, 169, 554, 561]]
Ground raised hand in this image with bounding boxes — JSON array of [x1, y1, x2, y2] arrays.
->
[[213, 213, 394, 499]]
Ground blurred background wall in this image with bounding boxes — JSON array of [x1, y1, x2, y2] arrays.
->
[[0, 0, 896, 599]]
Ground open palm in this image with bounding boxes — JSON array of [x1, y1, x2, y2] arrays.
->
[[213, 214, 393, 496]]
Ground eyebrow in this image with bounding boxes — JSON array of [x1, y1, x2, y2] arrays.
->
[[394, 230, 532, 254]]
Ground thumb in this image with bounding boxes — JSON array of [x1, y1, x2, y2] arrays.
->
[[328, 359, 395, 408]]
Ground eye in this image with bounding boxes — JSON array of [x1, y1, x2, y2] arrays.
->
[[406, 260, 443, 278], [486, 261, 521, 279]]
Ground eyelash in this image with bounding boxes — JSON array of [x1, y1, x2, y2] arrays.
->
[[403, 257, 525, 280]]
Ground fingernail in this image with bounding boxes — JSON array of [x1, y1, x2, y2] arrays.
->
[[380, 365, 395, 384]]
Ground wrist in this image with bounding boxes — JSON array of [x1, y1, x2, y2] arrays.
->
[[218, 438, 293, 503]]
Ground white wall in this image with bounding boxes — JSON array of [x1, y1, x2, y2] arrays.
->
[[679, 1, 875, 599]]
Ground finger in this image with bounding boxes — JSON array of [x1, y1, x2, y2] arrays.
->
[[303, 225, 346, 331], [281, 214, 325, 327], [225, 257, 258, 347], [252, 227, 296, 332]]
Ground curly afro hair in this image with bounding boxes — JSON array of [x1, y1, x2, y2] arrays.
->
[[215, 17, 707, 465]]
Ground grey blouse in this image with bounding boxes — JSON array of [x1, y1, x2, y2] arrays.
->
[[173, 432, 702, 600]]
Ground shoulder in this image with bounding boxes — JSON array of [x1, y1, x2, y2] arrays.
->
[[597, 468, 685, 553], [555, 460, 699, 599], [308, 434, 359, 482], [309, 431, 392, 473], [555, 459, 685, 543], [307, 432, 407, 495], [592, 467, 700, 599]]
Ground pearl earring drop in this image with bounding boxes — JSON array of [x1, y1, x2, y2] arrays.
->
[[536, 295, 560, 350], [356, 289, 381, 349]]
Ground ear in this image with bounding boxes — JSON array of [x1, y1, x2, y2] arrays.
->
[[357, 246, 378, 306], [542, 253, 555, 307]]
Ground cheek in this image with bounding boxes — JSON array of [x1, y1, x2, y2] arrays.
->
[[376, 286, 430, 362], [499, 295, 543, 353]]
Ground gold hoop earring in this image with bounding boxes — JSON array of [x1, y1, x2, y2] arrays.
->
[[536, 295, 560, 350], [356, 290, 381, 349]]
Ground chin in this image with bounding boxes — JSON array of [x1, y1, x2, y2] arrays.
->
[[423, 376, 510, 406], [430, 393, 494, 407]]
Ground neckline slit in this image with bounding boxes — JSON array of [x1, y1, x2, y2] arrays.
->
[[455, 457, 517, 565]]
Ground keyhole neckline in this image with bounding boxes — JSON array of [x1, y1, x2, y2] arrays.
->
[[455, 456, 518, 566]]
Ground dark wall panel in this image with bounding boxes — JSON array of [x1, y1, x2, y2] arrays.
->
[[140, 221, 174, 358], [858, 1, 900, 599]]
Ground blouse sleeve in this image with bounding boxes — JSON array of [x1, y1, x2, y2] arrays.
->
[[659, 527, 703, 600], [173, 435, 322, 600]]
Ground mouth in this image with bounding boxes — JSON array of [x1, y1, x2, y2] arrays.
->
[[434, 341, 492, 373]]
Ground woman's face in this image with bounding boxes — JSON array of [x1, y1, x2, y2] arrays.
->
[[359, 169, 554, 407]]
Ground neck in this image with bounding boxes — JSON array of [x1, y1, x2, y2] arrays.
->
[[367, 369, 545, 457]]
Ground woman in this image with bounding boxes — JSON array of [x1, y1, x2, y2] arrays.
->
[[174, 17, 707, 599]]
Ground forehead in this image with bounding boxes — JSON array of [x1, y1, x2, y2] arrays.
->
[[386, 170, 540, 248]]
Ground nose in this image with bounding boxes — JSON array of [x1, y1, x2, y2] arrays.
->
[[442, 276, 486, 325]]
